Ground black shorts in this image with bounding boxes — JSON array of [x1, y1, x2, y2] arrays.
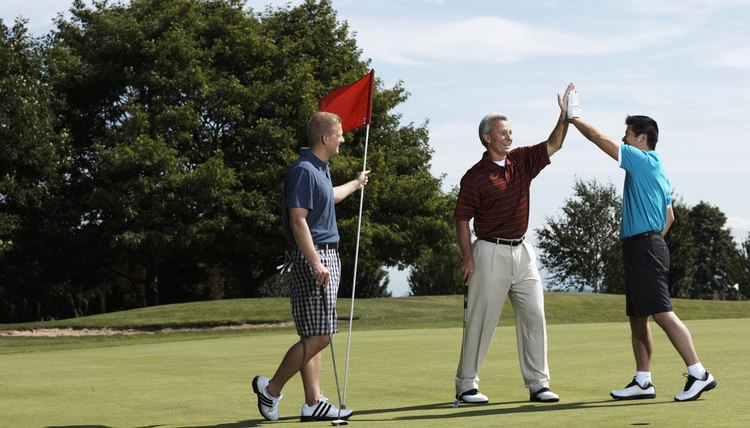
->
[[622, 233, 673, 317]]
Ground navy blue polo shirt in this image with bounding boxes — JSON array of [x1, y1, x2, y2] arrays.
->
[[282, 148, 339, 245]]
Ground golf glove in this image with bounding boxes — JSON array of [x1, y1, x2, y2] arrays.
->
[[567, 90, 580, 120]]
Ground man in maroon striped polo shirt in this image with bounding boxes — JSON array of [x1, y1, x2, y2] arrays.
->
[[454, 83, 573, 405]]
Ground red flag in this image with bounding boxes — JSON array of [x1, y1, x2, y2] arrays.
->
[[318, 70, 374, 133]]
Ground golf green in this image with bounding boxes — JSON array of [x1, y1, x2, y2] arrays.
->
[[1, 318, 748, 427]]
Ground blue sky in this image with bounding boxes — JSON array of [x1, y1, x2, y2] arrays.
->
[[4, 0, 750, 296]]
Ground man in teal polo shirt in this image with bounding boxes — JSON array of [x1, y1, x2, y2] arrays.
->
[[568, 85, 716, 402]]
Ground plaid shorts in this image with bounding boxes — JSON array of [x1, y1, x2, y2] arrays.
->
[[288, 248, 340, 337]]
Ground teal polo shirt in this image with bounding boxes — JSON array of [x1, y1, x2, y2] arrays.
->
[[619, 144, 672, 239]]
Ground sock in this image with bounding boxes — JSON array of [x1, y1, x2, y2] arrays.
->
[[687, 362, 706, 379], [635, 371, 652, 387]]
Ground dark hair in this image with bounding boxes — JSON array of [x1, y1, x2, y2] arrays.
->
[[625, 115, 659, 149]]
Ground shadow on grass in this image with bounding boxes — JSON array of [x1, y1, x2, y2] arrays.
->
[[351, 399, 674, 423], [45, 400, 673, 427], [47, 423, 263, 428]]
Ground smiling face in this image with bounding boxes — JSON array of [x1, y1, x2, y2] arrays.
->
[[483, 118, 513, 160], [321, 122, 344, 158]]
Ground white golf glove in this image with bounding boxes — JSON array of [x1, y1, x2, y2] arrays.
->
[[567, 90, 580, 120]]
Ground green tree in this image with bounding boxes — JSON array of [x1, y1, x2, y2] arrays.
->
[[737, 233, 750, 300], [47, 0, 264, 307], [535, 177, 623, 293], [407, 189, 463, 295], [663, 197, 697, 298], [2, 0, 459, 320], [687, 202, 742, 299], [0, 18, 76, 322]]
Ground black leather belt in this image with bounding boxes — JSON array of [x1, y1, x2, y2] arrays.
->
[[315, 242, 339, 250], [480, 237, 525, 246], [623, 231, 660, 242]]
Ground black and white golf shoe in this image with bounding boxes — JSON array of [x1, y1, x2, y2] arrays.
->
[[674, 371, 716, 402], [300, 395, 353, 422], [610, 377, 656, 400], [530, 387, 560, 403], [457, 389, 489, 404], [252, 375, 282, 421]]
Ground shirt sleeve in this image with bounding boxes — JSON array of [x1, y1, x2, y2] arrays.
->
[[285, 167, 314, 210], [454, 175, 478, 221]]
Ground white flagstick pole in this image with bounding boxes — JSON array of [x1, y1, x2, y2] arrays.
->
[[341, 122, 369, 407]]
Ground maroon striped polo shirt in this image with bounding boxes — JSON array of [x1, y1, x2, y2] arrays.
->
[[454, 142, 550, 239]]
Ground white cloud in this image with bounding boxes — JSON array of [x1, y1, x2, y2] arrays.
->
[[707, 47, 750, 70], [726, 216, 750, 242], [623, 0, 750, 14], [351, 16, 690, 65]]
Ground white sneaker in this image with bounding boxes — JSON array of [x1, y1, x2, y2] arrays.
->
[[457, 389, 489, 404], [252, 376, 282, 421], [610, 377, 656, 400], [530, 387, 559, 403], [300, 395, 353, 422], [674, 371, 716, 402]]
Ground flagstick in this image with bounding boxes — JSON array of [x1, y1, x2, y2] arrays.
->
[[341, 123, 369, 408]]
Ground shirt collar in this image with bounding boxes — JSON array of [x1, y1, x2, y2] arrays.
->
[[480, 151, 509, 170], [300, 147, 328, 170]]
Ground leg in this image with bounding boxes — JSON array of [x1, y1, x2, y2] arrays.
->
[[509, 242, 554, 400], [456, 240, 511, 394], [267, 334, 330, 398], [629, 315, 653, 372], [299, 336, 332, 405], [509, 277, 548, 391], [652, 311, 699, 366]]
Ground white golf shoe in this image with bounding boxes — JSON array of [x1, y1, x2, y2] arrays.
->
[[674, 371, 716, 402], [252, 375, 282, 421], [610, 377, 656, 400], [457, 389, 489, 404], [300, 395, 353, 422], [530, 387, 560, 403]]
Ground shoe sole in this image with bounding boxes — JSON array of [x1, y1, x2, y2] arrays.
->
[[610, 392, 656, 400], [460, 399, 489, 404], [300, 412, 354, 422], [674, 380, 717, 402], [530, 397, 560, 403]]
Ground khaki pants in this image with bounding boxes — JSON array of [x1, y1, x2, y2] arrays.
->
[[456, 239, 550, 394]]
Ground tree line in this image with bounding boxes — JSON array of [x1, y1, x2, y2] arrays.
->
[[535, 178, 750, 300], [1, 1, 747, 323]]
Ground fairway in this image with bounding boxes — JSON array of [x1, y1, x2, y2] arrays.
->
[[1, 318, 749, 427]]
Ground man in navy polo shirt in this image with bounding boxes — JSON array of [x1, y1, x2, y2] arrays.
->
[[253, 112, 369, 422], [568, 85, 716, 402]]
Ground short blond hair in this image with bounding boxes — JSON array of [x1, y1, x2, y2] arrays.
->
[[307, 112, 342, 145]]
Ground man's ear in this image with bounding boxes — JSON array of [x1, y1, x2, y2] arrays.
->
[[482, 133, 490, 145]]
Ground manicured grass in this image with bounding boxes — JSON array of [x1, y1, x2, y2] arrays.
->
[[2, 293, 748, 354], [3, 292, 749, 331], [1, 318, 749, 427]]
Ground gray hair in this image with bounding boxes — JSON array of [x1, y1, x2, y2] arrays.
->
[[478, 113, 508, 146]]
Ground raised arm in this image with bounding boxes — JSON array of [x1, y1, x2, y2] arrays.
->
[[546, 83, 574, 157], [570, 117, 619, 161], [566, 87, 619, 160]]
